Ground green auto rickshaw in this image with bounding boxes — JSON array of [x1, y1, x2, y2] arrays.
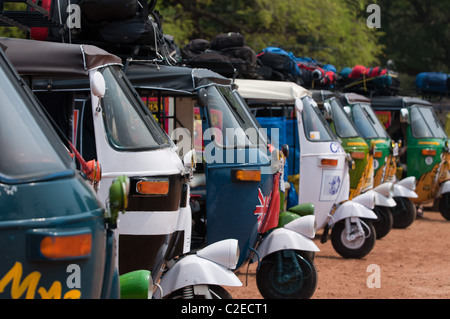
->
[[371, 96, 450, 220], [338, 93, 418, 229]]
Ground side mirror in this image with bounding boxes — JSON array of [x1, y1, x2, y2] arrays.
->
[[183, 149, 197, 169], [323, 101, 333, 120], [90, 71, 106, 98], [183, 149, 197, 182], [343, 106, 351, 117], [197, 88, 208, 107], [346, 153, 356, 170], [400, 108, 410, 123]]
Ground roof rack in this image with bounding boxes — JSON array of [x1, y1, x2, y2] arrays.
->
[[0, 0, 62, 32]]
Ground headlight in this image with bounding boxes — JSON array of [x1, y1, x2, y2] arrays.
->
[[351, 191, 375, 209], [397, 176, 416, 191], [373, 182, 394, 198], [284, 214, 316, 239], [196, 239, 240, 270]]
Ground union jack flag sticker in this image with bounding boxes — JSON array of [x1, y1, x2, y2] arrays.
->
[[253, 188, 272, 231]]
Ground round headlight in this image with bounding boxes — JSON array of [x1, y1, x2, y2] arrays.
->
[[196, 239, 240, 270]]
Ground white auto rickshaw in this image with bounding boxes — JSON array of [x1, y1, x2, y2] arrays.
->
[[234, 79, 379, 258]]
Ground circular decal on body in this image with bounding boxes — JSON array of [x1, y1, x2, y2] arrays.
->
[[373, 159, 379, 170], [425, 156, 433, 166]]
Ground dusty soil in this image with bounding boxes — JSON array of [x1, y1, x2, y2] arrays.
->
[[227, 209, 450, 299]]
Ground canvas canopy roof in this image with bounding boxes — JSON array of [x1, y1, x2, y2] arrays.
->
[[342, 93, 371, 104], [371, 96, 432, 111], [234, 79, 311, 102], [311, 90, 371, 107], [125, 63, 231, 94], [0, 37, 122, 77], [310, 89, 336, 103]]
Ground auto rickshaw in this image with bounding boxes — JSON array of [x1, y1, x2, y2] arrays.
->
[[337, 93, 418, 228], [0, 40, 123, 299], [234, 79, 379, 259], [2, 36, 242, 299], [311, 90, 398, 239], [371, 96, 450, 220], [125, 63, 320, 299]]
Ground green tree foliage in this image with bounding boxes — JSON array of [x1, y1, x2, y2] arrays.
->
[[377, 0, 449, 74], [0, 3, 27, 39], [156, 0, 385, 69]]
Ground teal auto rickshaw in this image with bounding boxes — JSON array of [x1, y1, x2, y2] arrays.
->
[[371, 96, 450, 219], [126, 63, 320, 299], [0, 40, 123, 299], [3, 36, 242, 299], [338, 93, 418, 229]]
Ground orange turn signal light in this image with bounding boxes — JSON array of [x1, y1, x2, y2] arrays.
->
[[40, 233, 92, 259], [136, 180, 169, 195], [351, 152, 366, 160], [321, 158, 338, 166], [233, 170, 261, 182], [422, 149, 436, 156], [373, 151, 383, 158]]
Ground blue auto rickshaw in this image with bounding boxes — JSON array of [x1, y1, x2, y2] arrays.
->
[[125, 63, 320, 299], [0, 40, 121, 299]]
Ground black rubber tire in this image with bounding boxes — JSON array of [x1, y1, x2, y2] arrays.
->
[[391, 197, 416, 228], [256, 250, 317, 299], [331, 219, 376, 259], [439, 193, 450, 220], [372, 206, 394, 239]]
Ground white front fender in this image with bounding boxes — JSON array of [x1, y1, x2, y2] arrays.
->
[[254, 227, 320, 262], [155, 254, 242, 298], [365, 189, 396, 207], [332, 200, 378, 224], [393, 176, 418, 198], [437, 180, 450, 197], [372, 182, 396, 207]]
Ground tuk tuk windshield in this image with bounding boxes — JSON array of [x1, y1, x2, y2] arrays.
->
[[352, 103, 390, 139], [232, 89, 268, 146], [100, 67, 171, 151], [329, 99, 359, 138], [0, 60, 70, 182], [205, 85, 262, 148], [410, 105, 447, 139], [302, 97, 336, 142]]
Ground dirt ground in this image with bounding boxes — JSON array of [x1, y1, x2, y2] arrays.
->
[[227, 208, 450, 299]]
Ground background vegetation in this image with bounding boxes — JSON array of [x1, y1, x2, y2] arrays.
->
[[0, 0, 448, 76], [155, 0, 449, 75]]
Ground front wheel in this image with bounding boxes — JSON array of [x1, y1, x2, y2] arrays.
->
[[256, 250, 317, 299], [391, 196, 416, 228], [439, 193, 450, 220], [331, 218, 376, 259], [165, 285, 232, 299], [372, 206, 393, 239]]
